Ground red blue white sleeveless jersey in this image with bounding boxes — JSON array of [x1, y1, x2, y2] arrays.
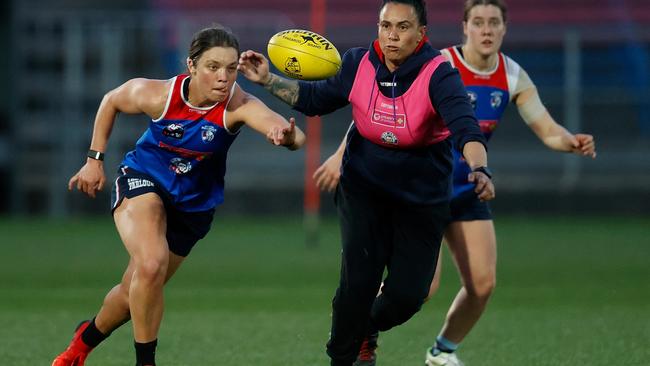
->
[[121, 74, 239, 211], [443, 46, 519, 197], [349, 52, 451, 148]]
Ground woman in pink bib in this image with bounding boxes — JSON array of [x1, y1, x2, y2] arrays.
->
[[238, 1, 494, 365]]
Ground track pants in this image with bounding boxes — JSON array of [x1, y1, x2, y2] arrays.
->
[[327, 181, 450, 365]]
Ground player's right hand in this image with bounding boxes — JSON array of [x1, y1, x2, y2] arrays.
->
[[68, 159, 106, 198], [237, 50, 271, 85], [468, 171, 495, 202], [572, 133, 597, 158], [313, 153, 343, 193], [267, 117, 297, 147]]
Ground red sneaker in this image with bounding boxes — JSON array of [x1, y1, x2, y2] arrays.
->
[[51, 320, 93, 366], [353, 332, 379, 366]]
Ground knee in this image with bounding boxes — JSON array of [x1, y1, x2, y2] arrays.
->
[[372, 288, 425, 330], [134, 256, 168, 285], [109, 283, 130, 303], [466, 273, 496, 304]]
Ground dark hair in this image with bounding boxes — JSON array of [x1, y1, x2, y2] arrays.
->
[[188, 25, 240, 62], [381, 0, 428, 26], [463, 0, 508, 23]]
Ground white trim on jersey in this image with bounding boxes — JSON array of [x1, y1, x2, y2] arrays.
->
[[222, 82, 240, 135], [443, 47, 527, 102], [152, 76, 177, 123], [180, 75, 219, 111], [503, 55, 522, 101], [449, 46, 501, 76], [440, 48, 453, 64]]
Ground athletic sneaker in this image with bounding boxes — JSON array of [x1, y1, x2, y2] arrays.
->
[[353, 332, 379, 366], [425, 347, 465, 366], [51, 320, 93, 366]]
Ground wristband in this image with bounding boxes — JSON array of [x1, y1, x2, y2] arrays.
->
[[87, 149, 105, 161], [472, 166, 492, 179]]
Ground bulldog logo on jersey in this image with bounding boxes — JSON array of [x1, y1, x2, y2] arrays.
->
[[163, 123, 184, 139], [201, 125, 217, 143], [467, 91, 478, 109], [380, 131, 398, 145], [169, 157, 192, 175], [490, 91, 503, 109]]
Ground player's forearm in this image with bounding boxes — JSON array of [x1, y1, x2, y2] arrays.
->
[[532, 116, 576, 152], [88, 94, 119, 154], [263, 73, 300, 106], [462, 141, 488, 169]]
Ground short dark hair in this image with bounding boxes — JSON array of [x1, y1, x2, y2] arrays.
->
[[463, 0, 508, 23], [188, 25, 240, 62], [381, 0, 428, 26]]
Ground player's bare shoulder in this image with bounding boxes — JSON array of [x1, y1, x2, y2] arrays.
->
[[115, 77, 173, 118]]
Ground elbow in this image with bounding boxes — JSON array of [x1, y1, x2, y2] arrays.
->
[[101, 89, 119, 112]]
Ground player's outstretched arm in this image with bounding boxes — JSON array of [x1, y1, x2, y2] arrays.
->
[[516, 87, 597, 158], [68, 78, 169, 198], [229, 87, 305, 150], [238, 50, 300, 106]]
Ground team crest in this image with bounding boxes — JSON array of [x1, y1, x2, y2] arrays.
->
[[467, 91, 478, 110], [490, 91, 503, 109], [201, 125, 217, 143], [380, 131, 398, 145], [163, 123, 184, 139], [169, 157, 192, 175]]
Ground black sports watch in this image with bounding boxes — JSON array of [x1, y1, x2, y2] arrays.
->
[[87, 149, 105, 161], [472, 166, 493, 179]]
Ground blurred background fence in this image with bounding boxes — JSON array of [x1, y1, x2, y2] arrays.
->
[[2, 0, 649, 217]]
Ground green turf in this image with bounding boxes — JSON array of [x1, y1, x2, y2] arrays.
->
[[0, 215, 648, 365]]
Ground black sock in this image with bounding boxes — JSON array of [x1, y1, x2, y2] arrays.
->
[[134, 339, 157, 366], [80, 317, 109, 348]]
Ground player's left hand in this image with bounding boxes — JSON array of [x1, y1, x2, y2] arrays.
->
[[468, 171, 495, 202], [313, 152, 343, 193], [267, 117, 297, 148], [570, 134, 596, 158]]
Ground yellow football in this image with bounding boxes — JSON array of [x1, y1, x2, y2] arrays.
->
[[267, 29, 341, 81]]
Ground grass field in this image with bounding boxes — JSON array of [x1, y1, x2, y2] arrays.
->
[[0, 215, 648, 365]]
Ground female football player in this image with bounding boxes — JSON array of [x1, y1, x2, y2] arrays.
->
[[51, 26, 305, 366]]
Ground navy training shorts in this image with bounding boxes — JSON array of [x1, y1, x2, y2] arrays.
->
[[110, 167, 214, 257], [449, 188, 492, 222]]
